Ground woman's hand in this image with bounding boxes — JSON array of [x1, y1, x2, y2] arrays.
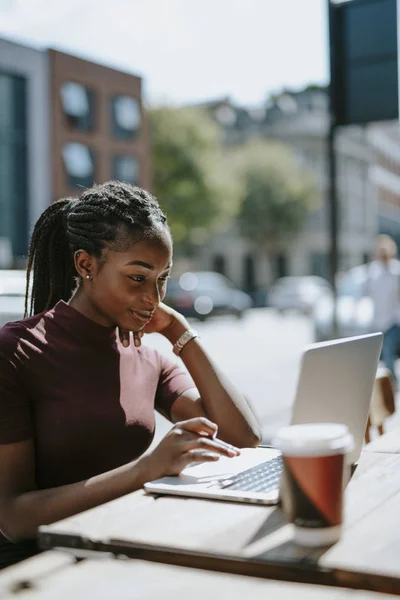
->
[[140, 417, 241, 480], [119, 303, 188, 348]]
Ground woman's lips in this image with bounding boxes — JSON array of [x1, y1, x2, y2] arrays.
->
[[129, 310, 153, 324]]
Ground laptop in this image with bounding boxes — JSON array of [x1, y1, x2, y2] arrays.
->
[[144, 332, 383, 505]]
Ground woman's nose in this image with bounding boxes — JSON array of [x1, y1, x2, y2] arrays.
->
[[142, 283, 160, 307]]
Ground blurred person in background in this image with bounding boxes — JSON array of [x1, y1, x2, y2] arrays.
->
[[363, 234, 400, 388], [0, 181, 261, 568]]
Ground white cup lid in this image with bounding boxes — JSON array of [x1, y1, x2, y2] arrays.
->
[[272, 423, 354, 457]]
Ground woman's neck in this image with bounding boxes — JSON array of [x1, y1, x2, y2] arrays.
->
[[68, 290, 115, 328]]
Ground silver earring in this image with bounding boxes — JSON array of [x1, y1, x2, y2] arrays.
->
[[85, 275, 90, 279]]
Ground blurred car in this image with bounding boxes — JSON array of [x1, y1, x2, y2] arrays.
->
[[0, 270, 27, 328], [164, 271, 252, 321], [267, 276, 331, 315], [313, 265, 374, 342]]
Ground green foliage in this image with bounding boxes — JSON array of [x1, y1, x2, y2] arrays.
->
[[233, 140, 317, 251], [149, 107, 316, 255], [149, 107, 241, 246]]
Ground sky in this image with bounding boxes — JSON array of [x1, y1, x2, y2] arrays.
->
[[0, 0, 329, 107]]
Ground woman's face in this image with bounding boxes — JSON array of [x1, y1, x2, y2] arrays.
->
[[82, 230, 173, 331]]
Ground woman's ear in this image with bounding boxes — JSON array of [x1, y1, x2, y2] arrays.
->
[[74, 250, 93, 280]]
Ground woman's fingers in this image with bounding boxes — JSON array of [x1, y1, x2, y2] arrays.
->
[[177, 417, 218, 439], [117, 328, 145, 348], [183, 436, 240, 457], [175, 419, 241, 457], [134, 331, 145, 347], [119, 328, 131, 348], [182, 449, 222, 464]]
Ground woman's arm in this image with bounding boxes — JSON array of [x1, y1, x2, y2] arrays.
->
[[0, 418, 239, 542], [0, 439, 149, 542], [160, 311, 262, 448]]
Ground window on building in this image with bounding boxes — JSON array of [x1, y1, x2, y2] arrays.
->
[[113, 155, 140, 185], [63, 143, 95, 188], [311, 253, 328, 279], [243, 254, 256, 293], [363, 252, 370, 264], [110, 96, 141, 139], [60, 82, 94, 131], [213, 254, 226, 276], [0, 72, 28, 258], [214, 105, 236, 127], [276, 253, 288, 278]]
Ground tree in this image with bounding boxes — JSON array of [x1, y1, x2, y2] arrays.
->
[[234, 140, 317, 253], [149, 107, 241, 249]]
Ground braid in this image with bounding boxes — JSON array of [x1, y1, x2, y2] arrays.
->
[[25, 198, 76, 317], [26, 181, 168, 316], [67, 181, 167, 256]]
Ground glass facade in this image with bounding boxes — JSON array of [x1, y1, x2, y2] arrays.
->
[[0, 72, 28, 258], [113, 155, 139, 185], [110, 96, 141, 139], [60, 81, 94, 131], [63, 143, 95, 189]]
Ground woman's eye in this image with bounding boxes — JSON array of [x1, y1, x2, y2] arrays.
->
[[158, 275, 170, 282], [131, 276, 145, 283]]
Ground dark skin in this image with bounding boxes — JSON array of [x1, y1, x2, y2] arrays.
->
[[0, 229, 261, 543]]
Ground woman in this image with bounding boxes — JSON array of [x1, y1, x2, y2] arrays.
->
[[0, 181, 261, 568]]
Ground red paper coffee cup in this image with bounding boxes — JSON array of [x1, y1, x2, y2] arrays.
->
[[272, 423, 354, 547]]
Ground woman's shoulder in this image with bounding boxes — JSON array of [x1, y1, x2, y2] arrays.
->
[[0, 314, 45, 358]]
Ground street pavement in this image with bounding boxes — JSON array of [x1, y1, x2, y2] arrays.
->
[[144, 307, 400, 447], [143, 308, 313, 444]]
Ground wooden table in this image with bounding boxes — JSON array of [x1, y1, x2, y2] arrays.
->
[[0, 551, 399, 600], [38, 428, 400, 596], [364, 426, 400, 454]]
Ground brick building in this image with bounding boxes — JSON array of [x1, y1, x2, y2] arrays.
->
[[0, 38, 150, 265], [50, 49, 150, 200]]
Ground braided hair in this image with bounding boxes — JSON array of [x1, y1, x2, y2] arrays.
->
[[25, 181, 168, 317]]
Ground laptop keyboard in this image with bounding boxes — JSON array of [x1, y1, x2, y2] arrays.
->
[[217, 456, 283, 494]]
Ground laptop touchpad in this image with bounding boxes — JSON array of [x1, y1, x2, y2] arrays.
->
[[180, 448, 280, 482]]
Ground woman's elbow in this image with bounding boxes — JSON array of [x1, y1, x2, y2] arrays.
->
[[246, 428, 263, 448], [0, 511, 34, 544], [0, 519, 26, 543], [244, 412, 263, 447], [0, 521, 20, 544], [235, 424, 262, 448]]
